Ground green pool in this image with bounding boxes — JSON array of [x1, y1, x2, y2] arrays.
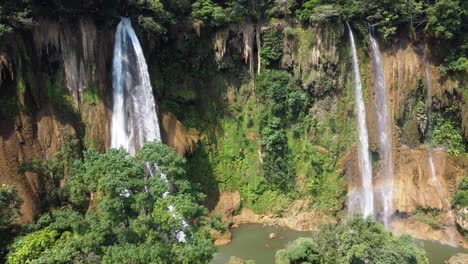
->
[[210, 224, 468, 264]]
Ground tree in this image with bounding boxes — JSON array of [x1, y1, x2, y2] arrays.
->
[[0, 185, 22, 262], [453, 177, 468, 207], [0, 186, 22, 231], [276, 215, 428, 264], [425, 0, 464, 40], [7, 142, 215, 264]]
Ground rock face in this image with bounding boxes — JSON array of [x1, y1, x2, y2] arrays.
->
[[160, 112, 199, 156], [393, 148, 461, 213], [210, 191, 328, 231], [211, 191, 241, 225], [232, 200, 332, 231], [392, 217, 468, 248], [445, 253, 468, 264], [455, 206, 468, 232], [0, 17, 113, 223], [209, 228, 232, 246]]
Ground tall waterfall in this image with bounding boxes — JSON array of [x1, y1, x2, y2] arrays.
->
[[424, 61, 456, 244], [111, 18, 186, 242], [369, 27, 394, 227], [111, 17, 161, 153], [346, 22, 374, 217]]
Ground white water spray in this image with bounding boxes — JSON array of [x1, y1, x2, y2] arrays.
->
[[346, 22, 374, 217], [111, 17, 161, 153], [111, 17, 186, 242], [369, 26, 394, 227]]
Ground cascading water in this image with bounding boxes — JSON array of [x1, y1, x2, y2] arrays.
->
[[111, 17, 161, 153], [346, 22, 374, 217], [424, 61, 456, 244], [369, 26, 394, 227], [111, 17, 186, 242]]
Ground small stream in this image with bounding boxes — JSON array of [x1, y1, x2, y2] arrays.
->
[[210, 224, 468, 264]]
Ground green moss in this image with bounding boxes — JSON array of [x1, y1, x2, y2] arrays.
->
[[46, 78, 79, 125], [412, 208, 443, 230], [83, 84, 100, 105]]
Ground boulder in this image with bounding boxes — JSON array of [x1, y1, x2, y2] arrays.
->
[[455, 206, 468, 232], [209, 229, 232, 246], [445, 253, 468, 264], [211, 191, 241, 225]]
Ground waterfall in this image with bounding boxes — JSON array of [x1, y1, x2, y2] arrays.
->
[[346, 22, 374, 217], [111, 17, 186, 242], [369, 26, 394, 227], [424, 61, 457, 244], [111, 17, 161, 153]]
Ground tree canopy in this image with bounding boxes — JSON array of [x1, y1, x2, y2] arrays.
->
[[276, 215, 428, 264], [6, 142, 215, 264]]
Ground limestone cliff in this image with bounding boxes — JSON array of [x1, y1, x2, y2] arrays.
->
[[0, 17, 113, 222]]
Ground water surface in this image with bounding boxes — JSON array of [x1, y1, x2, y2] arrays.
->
[[211, 224, 468, 264]]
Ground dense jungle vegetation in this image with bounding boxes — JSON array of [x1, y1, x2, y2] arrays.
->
[[0, 0, 467, 263]]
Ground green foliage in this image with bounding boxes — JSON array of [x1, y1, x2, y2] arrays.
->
[[46, 78, 78, 123], [267, 0, 296, 19], [412, 208, 443, 229], [209, 214, 227, 233], [276, 237, 320, 264], [7, 227, 60, 264], [261, 29, 283, 68], [0, 0, 32, 38], [276, 215, 428, 264], [0, 186, 22, 231], [425, 0, 464, 40], [192, 0, 229, 27], [83, 84, 100, 105], [256, 70, 309, 191], [431, 122, 464, 155], [453, 177, 468, 207], [0, 186, 21, 263], [7, 142, 215, 264], [260, 117, 295, 191], [18, 134, 81, 211], [297, 0, 321, 22]]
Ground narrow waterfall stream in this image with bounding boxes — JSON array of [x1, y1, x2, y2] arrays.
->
[[346, 22, 374, 217], [369, 27, 394, 227], [111, 17, 186, 242], [424, 61, 457, 244]]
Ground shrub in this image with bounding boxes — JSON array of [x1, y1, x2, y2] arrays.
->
[[453, 177, 468, 207], [261, 29, 283, 68], [276, 215, 428, 264]]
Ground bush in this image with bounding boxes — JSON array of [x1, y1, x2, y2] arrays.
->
[[453, 177, 468, 207], [431, 122, 464, 155], [261, 29, 283, 68], [276, 215, 428, 264], [412, 208, 443, 230]]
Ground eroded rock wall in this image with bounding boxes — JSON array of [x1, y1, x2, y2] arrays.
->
[[0, 17, 114, 222]]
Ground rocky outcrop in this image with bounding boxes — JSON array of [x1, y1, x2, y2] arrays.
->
[[210, 191, 241, 224], [228, 256, 254, 264], [393, 148, 462, 213], [0, 17, 113, 222], [392, 217, 468, 248], [209, 229, 232, 246], [160, 112, 199, 156], [446, 253, 468, 264], [232, 200, 333, 232], [455, 206, 468, 232]]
